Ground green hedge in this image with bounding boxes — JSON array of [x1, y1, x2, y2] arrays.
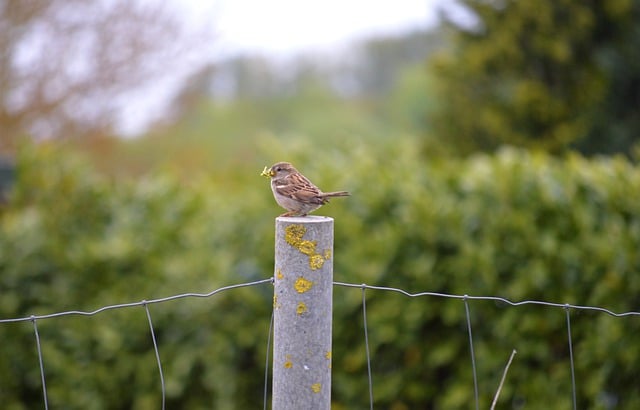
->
[[1, 141, 639, 409]]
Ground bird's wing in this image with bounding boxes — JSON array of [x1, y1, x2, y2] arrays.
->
[[275, 173, 326, 204]]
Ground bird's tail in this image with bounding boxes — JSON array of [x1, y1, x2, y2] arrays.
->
[[321, 191, 350, 198]]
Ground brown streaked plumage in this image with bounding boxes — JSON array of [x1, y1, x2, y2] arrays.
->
[[260, 162, 350, 216]]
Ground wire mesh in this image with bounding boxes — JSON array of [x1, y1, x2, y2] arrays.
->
[[1, 278, 639, 408]]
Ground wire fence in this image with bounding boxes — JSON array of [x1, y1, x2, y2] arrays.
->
[[1, 278, 639, 409]]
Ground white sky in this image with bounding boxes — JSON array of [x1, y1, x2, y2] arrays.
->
[[181, 0, 446, 57]]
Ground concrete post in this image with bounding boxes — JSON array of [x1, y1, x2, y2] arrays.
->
[[272, 216, 333, 410]]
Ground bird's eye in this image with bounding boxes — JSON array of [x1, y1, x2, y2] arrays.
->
[[276, 167, 281, 171]]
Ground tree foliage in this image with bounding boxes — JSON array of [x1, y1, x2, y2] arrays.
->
[[1, 141, 639, 408], [428, 0, 640, 155]]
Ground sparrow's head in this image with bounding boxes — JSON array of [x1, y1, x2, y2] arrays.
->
[[261, 162, 297, 178]]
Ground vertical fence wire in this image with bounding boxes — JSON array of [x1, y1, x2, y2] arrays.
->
[[565, 305, 577, 410], [143, 302, 165, 410], [361, 286, 374, 410], [463, 296, 480, 410], [31, 316, 49, 410], [263, 309, 274, 410]]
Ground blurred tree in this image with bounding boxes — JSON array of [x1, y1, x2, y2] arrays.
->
[[428, 0, 640, 155], [203, 29, 443, 102], [348, 29, 444, 98], [0, 0, 210, 152]]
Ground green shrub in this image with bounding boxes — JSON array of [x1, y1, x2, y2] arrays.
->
[[1, 141, 639, 408]]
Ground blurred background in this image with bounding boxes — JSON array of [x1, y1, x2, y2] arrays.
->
[[1, 0, 640, 408]]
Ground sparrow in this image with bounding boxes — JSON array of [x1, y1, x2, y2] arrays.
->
[[261, 162, 350, 216]]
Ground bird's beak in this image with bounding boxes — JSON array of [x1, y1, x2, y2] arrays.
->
[[260, 166, 275, 177]]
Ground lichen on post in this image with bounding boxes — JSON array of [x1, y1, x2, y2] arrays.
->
[[272, 216, 333, 410]]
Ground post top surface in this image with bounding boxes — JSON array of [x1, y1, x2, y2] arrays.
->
[[275, 215, 334, 223]]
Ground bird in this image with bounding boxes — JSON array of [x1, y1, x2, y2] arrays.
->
[[260, 162, 350, 216]]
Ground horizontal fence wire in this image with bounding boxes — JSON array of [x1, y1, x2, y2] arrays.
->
[[0, 278, 274, 324], [4, 279, 637, 325], [1, 278, 639, 409], [333, 282, 640, 317]]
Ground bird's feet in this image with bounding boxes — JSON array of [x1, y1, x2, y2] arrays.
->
[[279, 211, 307, 217]]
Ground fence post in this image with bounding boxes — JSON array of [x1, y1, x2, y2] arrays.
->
[[272, 216, 333, 410]]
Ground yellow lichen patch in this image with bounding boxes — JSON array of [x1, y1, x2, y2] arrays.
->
[[323, 249, 332, 260], [273, 295, 280, 309], [297, 240, 317, 256], [284, 354, 292, 369], [311, 383, 322, 393], [285, 224, 306, 246], [309, 254, 325, 270], [284, 224, 331, 270], [325, 351, 332, 369], [276, 269, 284, 280], [294, 277, 314, 293], [296, 302, 308, 315]]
